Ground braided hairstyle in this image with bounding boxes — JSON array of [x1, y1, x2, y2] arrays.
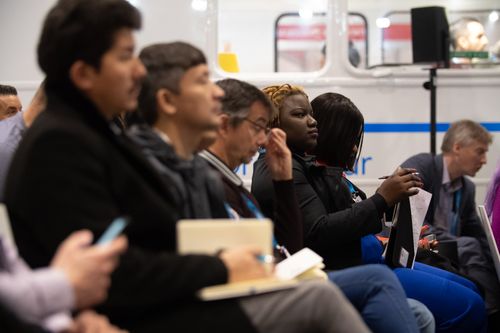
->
[[262, 84, 308, 128]]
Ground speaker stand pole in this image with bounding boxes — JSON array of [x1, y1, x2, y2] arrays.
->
[[423, 68, 437, 155]]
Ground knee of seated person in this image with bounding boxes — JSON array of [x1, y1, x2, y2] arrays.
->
[[457, 236, 485, 257], [299, 280, 343, 299], [461, 289, 487, 320], [458, 236, 481, 247], [362, 264, 398, 280], [408, 299, 435, 332]]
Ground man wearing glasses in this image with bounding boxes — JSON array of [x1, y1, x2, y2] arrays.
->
[[200, 78, 304, 254]]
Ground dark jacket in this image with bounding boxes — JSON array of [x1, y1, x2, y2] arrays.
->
[[128, 124, 227, 219], [200, 150, 303, 254], [253, 152, 386, 270], [401, 153, 487, 244], [4, 85, 256, 333]]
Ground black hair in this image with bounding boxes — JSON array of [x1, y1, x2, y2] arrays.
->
[[37, 0, 141, 87], [135, 42, 207, 126], [311, 92, 364, 170], [216, 79, 275, 127], [0, 85, 18, 96]]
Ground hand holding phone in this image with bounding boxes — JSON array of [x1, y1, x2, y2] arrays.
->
[[96, 217, 129, 245], [51, 228, 128, 308]]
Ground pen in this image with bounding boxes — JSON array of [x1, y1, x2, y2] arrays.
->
[[378, 172, 419, 180], [276, 245, 291, 258], [256, 254, 274, 264]]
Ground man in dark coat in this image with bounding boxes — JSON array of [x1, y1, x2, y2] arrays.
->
[[5, 1, 369, 332], [127, 42, 228, 219], [401, 119, 500, 322], [127, 44, 369, 333], [4, 1, 260, 332]]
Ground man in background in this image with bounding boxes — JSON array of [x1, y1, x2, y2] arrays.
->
[[402, 119, 500, 328], [0, 84, 22, 120], [451, 18, 489, 53], [0, 83, 45, 200]]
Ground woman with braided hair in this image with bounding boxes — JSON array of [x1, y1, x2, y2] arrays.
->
[[252, 84, 487, 333]]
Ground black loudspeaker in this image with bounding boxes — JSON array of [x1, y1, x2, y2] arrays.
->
[[411, 6, 450, 68]]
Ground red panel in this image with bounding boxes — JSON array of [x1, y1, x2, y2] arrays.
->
[[277, 23, 367, 41], [383, 24, 412, 41], [348, 24, 366, 41], [278, 24, 326, 41]]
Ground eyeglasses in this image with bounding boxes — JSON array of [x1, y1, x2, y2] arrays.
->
[[243, 118, 271, 135]]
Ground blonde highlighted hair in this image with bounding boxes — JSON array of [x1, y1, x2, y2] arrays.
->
[[262, 84, 308, 127]]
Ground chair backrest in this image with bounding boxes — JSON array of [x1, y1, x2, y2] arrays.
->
[[477, 205, 500, 283]]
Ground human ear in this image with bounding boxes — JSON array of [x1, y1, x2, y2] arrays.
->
[[452, 142, 462, 154], [456, 35, 469, 51], [69, 61, 95, 91], [218, 114, 231, 137], [156, 88, 177, 116]]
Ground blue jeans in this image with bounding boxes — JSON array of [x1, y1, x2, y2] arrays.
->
[[395, 267, 486, 333], [408, 298, 435, 333], [328, 264, 419, 333], [362, 235, 487, 333]]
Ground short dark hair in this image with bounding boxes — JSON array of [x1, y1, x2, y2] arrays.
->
[[217, 79, 275, 127], [137, 42, 207, 125], [0, 85, 18, 96], [38, 0, 141, 86], [311, 92, 364, 170]]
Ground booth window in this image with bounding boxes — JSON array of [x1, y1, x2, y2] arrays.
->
[[217, 0, 331, 73], [380, 9, 500, 67], [274, 12, 368, 72]]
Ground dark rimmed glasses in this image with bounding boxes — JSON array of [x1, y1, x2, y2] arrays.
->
[[243, 118, 271, 135]]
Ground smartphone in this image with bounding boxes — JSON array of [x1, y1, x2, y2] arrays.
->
[[96, 217, 129, 245]]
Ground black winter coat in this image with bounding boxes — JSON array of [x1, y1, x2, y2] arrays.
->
[[252, 152, 387, 270], [4, 85, 256, 333], [128, 124, 228, 219]]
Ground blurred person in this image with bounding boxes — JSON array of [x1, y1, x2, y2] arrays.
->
[[128, 42, 372, 333], [4, 1, 369, 332], [450, 18, 490, 66], [0, 84, 22, 120], [0, 229, 127, 333], [127, 41, 228, 219], [451, 18, 489, 52], [491, 40, 500, 61], [485, 161, 500, 250], [320, 42, 361, 68], [0, 82, 46, 201]]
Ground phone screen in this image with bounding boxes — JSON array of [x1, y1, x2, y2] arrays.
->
[[96, 217, 129, 245]]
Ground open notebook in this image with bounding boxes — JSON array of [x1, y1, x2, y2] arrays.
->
[[477, 205, 500, 283], [177, 219, 324, 300]]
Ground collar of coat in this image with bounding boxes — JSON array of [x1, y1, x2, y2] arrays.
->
[[199, 150, 243, 187]]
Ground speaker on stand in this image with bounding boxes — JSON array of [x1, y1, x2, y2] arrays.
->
[[411, 6, 449, 155]]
